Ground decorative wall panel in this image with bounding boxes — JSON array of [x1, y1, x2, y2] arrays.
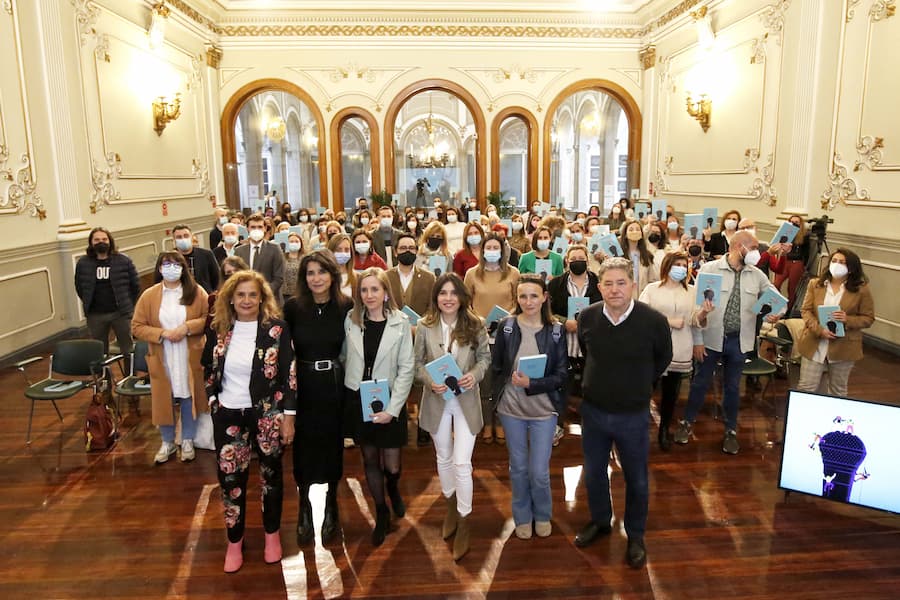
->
[[0, 268, 55, 339]]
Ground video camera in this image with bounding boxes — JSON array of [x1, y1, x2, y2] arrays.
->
[[807, 214, 833, 238]]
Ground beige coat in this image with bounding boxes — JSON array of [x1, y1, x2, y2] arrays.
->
[[132, 283, 209, 426], [413, 320, 491, 435], [797, 279, 875, 362]]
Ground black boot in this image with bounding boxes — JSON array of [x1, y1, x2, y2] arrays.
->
[[416, 426, 431, 447], [321, 482, 340, 544], [385, 471, 405, 518], [372, 504, 390, 547], [658, 424, 672, 452], [296, 488, 314, 546]]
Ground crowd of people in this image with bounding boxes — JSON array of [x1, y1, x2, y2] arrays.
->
[[72, 195, 875, 573]]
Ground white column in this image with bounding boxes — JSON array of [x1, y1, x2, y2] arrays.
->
[[204, 46, 226, 207], [639, 46, 657, 199]]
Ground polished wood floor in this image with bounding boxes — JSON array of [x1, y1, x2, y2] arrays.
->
[[2, 346, 899, 599]]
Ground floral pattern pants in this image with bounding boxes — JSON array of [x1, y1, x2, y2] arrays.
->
[[212, 402, 284, 543]]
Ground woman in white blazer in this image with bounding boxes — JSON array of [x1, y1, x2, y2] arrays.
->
[[414, 272, 491, 561], [342, 267, 415, 547]]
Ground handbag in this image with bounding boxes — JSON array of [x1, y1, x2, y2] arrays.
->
[[193, 411, 215, 450]]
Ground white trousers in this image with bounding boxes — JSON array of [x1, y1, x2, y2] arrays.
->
[[432, 397, 477, 517]]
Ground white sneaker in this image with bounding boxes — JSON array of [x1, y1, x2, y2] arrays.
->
[[343, 437, 356, 449], [154, 441, 177, 464], [514, 523, 533, 539], [552, 425, 564, 447], [181, 439, 196, 462], [535, 521, 552, 538]]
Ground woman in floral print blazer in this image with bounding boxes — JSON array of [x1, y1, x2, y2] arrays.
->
[[202, 270, 296, 574]]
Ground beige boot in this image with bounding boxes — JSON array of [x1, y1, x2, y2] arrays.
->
[[453, 514, 470, 561], [442, 493, 459, 540]]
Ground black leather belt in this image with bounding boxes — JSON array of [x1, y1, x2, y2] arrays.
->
[[298, 359, 340, 371]]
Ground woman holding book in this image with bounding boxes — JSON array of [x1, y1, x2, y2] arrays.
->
[[413, 273, 491, 560], [508, 214, 531, 256], [639, 251, 712, 450], [452, 221, 485, 277], [705, 209, 741, 259], [774, 214, 811, 308], [518, 225, 564, 279], [342, 268, 415, 546], [464, 233, 520, 445], [416, 221, 454, 276], [795, 249, 874, 397], [491, 274, 568, 540], [617, 220, 659, 299]]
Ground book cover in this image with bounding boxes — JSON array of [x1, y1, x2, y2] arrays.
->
[[238, 225, 249, 240], [770, 221, 800, 246], [429, 209, 438, 221], [425, 354, 465, 402], [593, 224, 610, 236], [752, 288, 788, 316], [695, 272, 723, 305], [288, 225, 305, 236], [486, 305, 509, 327], [273, 231, 290, 250], [316, 206, 327, 215], [468, 210, 481, 222], [535, 258, 553, 282], [702, 208, 718, 231], [428, 255, 448, 277], [500, 219, 513, 233], [359, 379, 390, 422], [517, 354, 548, 380], [599, 233, 624, 258], [633, 202, 650, 220], [651, 200, 668, 222], [684, 214, 705, 240], [818, 305, 845, 337], [552, 236, 569, 255], [401, 305, 421, 325], [568, 296, 591, 320], [540, 202, 551, 215]]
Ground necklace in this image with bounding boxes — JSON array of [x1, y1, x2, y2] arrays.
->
[[315, 301, 328, 316]]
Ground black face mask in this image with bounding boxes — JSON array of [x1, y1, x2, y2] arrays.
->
[[689, 245, 702, 257], [397, 251, 417, 266], [93, 242, 110, 255], [426, 237, 444, 250], [648, 233, 661, 244], [338, 219, 346, 225], [569, 260, 588, 276]]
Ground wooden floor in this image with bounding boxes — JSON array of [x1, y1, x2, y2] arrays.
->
[[2, 347, 899, 599]]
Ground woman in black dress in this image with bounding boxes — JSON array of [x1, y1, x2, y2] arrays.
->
[[283, 251, 353, 546]]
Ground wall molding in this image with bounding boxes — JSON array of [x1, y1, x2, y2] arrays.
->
[[0, 267, 55, 340]]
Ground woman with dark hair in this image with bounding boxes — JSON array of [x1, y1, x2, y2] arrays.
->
[[75, 227, 140, 369], [452, 221, 485, 277], [795, 248, 874, 397], [607, 203, 626, 231], [132, 251, 209, 465], [491, 275, 568, 540], [774, 214, 811, 308], [618, 220, 658, 298], [705, 209, 741, 258], [518, 225, 564, 279], [414, 273, 491, 560], [326, 233, 356, 297], [204, 270, 294, 572], [639, 251, 711, 450], [283, 251, 354, 546], [508, 214, 531, 256], [278, 202, 296, 225], [444, 206, 467, 254], [352, 229, 388, 271]]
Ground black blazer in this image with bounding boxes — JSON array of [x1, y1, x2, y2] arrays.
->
[[235, 240, 286, 303], [203, 318, 297, 413], [547, 271, 602, 322]]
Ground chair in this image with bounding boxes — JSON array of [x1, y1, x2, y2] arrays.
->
[[114, 340, 150, 417], [14, 340, 120, 444]]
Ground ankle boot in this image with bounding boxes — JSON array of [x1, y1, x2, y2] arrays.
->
[[372, 504, 390, 547], [296, 489, 314, 546], [224, 539, 243, 573], [658, 423, 672, 451], [385, 471, 405, 518], [321, 484, 340, 544], [453, 515, 471, 561], [264, 531, 282, 563], [442, 493, 459, 540]]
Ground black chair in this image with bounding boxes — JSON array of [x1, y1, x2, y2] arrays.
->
[[14, 340, 119, 444], [114, 340, 150, 416]]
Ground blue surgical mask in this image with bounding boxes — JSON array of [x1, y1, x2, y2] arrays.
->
[[669, 265, 687, 282], [174, 238, 192, 252], [572, 232, 584, 242], [484, 250, 502, 263], [287, 242, 302, 253], [334, 252, 351, 265], [161, 264, 182, 282], [466, 235, 482, 247], [536, 239, 550, 251]]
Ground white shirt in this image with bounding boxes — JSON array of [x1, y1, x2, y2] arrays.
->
[[812, 282, 846, 364], [602, 298, 635, 326], [218, 320, 257, 409], [248, 241, 264, 269], [566, 275, 588, 358], [398, 267, 414, 292], [159, 285, 190, 398], [440, 317, 459, 360]]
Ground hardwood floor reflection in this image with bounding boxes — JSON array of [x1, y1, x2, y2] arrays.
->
[[1, 347, 899, 599]]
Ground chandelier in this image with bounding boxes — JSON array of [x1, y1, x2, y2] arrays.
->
[[266, 116, 286, 142], [408, 95, 451, 169]]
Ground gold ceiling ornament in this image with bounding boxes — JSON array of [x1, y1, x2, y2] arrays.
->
[[821, 153, 870, 210], [205, 45, 222, 68], [165, 0, 223, 35], [89, 152, 122, 214], [639, 46, 656, 70], [266, 116, 287, 142], [220, 23, 645, 39], [853, 136, 885, 171], [1, 151, 45, 219], [869, 0, 896, 21], [759, 0, 792, 46], [846, 0, 864, 22], [747, 153, 777, 206]]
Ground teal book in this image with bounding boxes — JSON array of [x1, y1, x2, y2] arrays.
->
[[818, 305, 845, 337], [684, 214, 704, 240], [401, 305, 421, 325], [702, 208, 718, 231], [486, 305, 509, 327], [428, 255, 448, 276], [752, 289, 788, 316], [500, 219, 513, 233], [651, 200, 668, 222], [588, 233, 604, 255], [359, 379, 390, 422], [468, 210, 481, 222], [568, 296, 591, 320], [238, 225, 249, 240], [535, 258, 553, 281], [425, 354, 465, 402], [695, 272, 723, 305], [552, 236, 569, 255], [517, 354, 548, 380], [598, 233, 624, 258], [633, 202, 650, 220], [273, 231, 290, 249], [540, 202, 551, 215], [770, 221, 800, 246]]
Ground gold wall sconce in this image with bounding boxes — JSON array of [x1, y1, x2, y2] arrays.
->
[[153, 93, 182, 135], [685, 93, 711, 132]]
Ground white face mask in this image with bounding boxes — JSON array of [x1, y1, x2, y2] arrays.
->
[[572, 232, 583, 242], [223, 235, 238, 246], [360, 217, 369, 226], [743, 248, 761, 266], [299, 215, 309, 223], [248, 229, 265, 242], [466, 234, 482, 247], [161, 264, 182, 282], [447, 214, 458, 223], [334, 252, 351, 265], [287, 242, 302, 253], [487, 211, 497, 218], [829, 262, 849, 279], [612, 206, 622, 215], [724, 218, 738, 231], [407, 221, 418, 231], [483, 250, 502, 263], [511, 221, 524, 232], [536, 239, 550, 251], [380, 217, 394, 229], [667, 221, 679, 231], [218, 216, 229, 225], [354, 242, 371, 254], [175, 238, 193, 251]]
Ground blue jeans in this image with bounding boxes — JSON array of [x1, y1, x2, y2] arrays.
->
[[580, 402, 650, 539], [498, 413, 556, 525], [683, 334, 745, 431], [159, 397, 196, 443]]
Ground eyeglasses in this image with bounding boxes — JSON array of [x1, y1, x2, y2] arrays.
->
[[161, 261, 180, 267], [397, 245, 417, 252]]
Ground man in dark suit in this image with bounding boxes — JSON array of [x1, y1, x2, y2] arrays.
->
[[370, 204, 405, 268], [235, 213, 286, 304]]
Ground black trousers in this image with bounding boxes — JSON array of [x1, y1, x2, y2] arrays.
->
[[212, 402, 284, 543]]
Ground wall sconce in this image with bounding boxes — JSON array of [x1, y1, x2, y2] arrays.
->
[[153, 93, 181, 135], [685, 92, 711, 132], [148, 2, 169, 50]]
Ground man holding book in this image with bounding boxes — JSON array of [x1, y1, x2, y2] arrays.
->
[[673, 230, 781, 455], [574, 257, 672, 569]]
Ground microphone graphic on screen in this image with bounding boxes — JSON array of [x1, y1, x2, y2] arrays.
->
[[703, 287, 715, 302], [656, 209, 663, 220], [444, 374, 463, 396], [370, 399, 384, 413]]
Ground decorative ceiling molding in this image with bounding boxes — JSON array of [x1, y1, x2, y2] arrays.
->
[[612, 68, 642, 88], [71, 0, 100, 46], [1, 151, 46, 219], [747, 153, 777, 206], [853, 135, 884, 171], [822, 153, 869, 211], [869, 0, 896, 21], [89, 152, 122, 213], [639, 45, 656, 69], [218, 23, 645, 39], [759, 0, 791, 46], [167, 0, 224, 34], [846, 0, 864, 22]]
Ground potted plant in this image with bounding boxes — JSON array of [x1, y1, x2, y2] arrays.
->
[[487, 190, 514, 218], [369, 189, 393, 209]]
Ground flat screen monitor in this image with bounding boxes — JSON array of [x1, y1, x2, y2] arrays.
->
[[778, 389, 900, 514]]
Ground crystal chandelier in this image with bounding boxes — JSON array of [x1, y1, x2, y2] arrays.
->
[[408, 95, 451, 169]]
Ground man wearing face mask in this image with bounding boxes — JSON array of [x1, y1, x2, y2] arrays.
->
[[673, 231, 781, 455], [737, 218, 787, 277], [155, 224, 219, 294], [234, 213, 285, 304], [210, 207, 229, 249], [75, 227, 141, 370], [213, 223, 241, 264], [369, 204, 405, 268]]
